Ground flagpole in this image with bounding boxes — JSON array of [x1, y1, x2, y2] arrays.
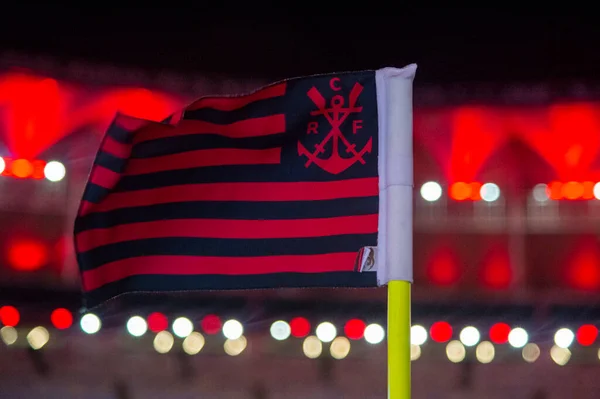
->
[[376, 64, 417, 399], [388, 280, 411, 399]]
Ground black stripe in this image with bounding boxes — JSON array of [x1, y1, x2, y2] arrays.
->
[[75, 196, 379, 232], [183, 96, 284, 124], [95, 151, 128, 173], [83, 271, 377, 309], [106, 121, 134, 144], [79, 234, 377, 271], [114, 163, 377, 192], [130, 133, 287, 159], [82, 183, 110, 204]]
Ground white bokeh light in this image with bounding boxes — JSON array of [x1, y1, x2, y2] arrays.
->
[[446, 340, 466, 363], [594, 182, 600, 200], [364, 323, 385, 344], [80, 313, 101, 334], [475, 341, 495, 364], [508, 327, 528, 348], [315, 322, 337, 343], [459, 326, 480, 347], [420, 181, 443, 202], [533, 183, 550, 202], [44, 161, 66, 182], [270, 320, 291, 341], [222, 319, 244, 340], [410, 325, 428, 346], [154, 331, 174, 354], [480, 183, 500, 202], [126, 316, 148, 337], [0, 157, 5, 174], [554, 328, 575, 349], [550, 345, 571, 366], [27, 326, 50, 350], [172, 317, 193, 338]]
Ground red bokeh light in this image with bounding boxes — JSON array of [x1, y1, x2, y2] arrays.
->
[[480, 251, 512, 290], [147, 312, 168, 333], [50, 308, 73, 330], [426, 247, 460, 286], [567, 245, 600, 291], [201, 314, 222, 335], [11, 159, 33, 178], [489, 322, 511, 344], [576, 324, 598, 346], [344, 319, 366, 340], [429, 321, 452, 343], [7, 239, 48, 271], [290, 317, 311, 338], [0, 305, 20, 327]]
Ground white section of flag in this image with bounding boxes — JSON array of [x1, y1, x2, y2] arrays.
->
[[375, 64, 416, 284]]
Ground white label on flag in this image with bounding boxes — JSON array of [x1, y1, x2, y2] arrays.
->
[[355, 246, 377, 272]]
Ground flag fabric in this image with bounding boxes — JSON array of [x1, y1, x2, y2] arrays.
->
[[75, 65, 416, 308]]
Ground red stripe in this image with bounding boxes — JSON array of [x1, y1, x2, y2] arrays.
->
[[132, 115, 285, 143], [78, 200, 94, 216], [125, 148, 281, 176], [186, 83, 286, 111], [82, 252, 357, 291], [102, 136, 131, 159], [86, 177, 378, 213], [90, 165, 121, 189], [76, 214, 378, 252]]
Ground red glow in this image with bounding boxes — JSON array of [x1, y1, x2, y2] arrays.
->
[[7, 240, 48, 271], [0, 158, 46, 179], [576, 324, 598, 346], [449, 182, 482, 201], [200, 314, 222, 335], [547, 181, 598, 200], [11, 159, 33, 178], [567, 244, 600, 291], [51, 308, 73, 329], [480, 250, 512, 289], [147, 312, 168, 333], [426, 247, 460, 286], [549, 181, 563, 200], [4, 72, 600, 186], [0, 72, 182, 159], [0, 305, 20, 327], [449, 108, 507, 182], [344, 319, 366, 340], [489, 323, 511, 344], [429, 321, 452, 343], [290, 317, 311, 338]]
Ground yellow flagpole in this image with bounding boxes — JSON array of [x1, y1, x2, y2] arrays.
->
[[388, 280, 411, 399]]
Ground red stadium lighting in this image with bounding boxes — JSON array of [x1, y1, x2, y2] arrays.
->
[[576, 324, 598, 346], [200, 314, 222, 335], [489, 323, 511, 344], [51, 308, 73, 330], [147, 312, 168, 333], [429, 321, 452, 343], [0, 306, 20, 327], [290, 317, 311, 338], [344, 319, 366, 340]]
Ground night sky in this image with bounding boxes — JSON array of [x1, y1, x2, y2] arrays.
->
[[0, 9, 598, 84]]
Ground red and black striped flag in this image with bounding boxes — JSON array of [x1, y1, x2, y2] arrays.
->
[[75, 66, 416, 308]]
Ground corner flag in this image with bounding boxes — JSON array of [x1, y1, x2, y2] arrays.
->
[[75, 65, 416, 397]]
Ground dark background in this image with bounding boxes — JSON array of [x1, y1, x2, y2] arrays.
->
[[1, 9, 598, 83]]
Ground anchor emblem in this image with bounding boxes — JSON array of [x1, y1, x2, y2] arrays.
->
[[298, 77, 373, 175]]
